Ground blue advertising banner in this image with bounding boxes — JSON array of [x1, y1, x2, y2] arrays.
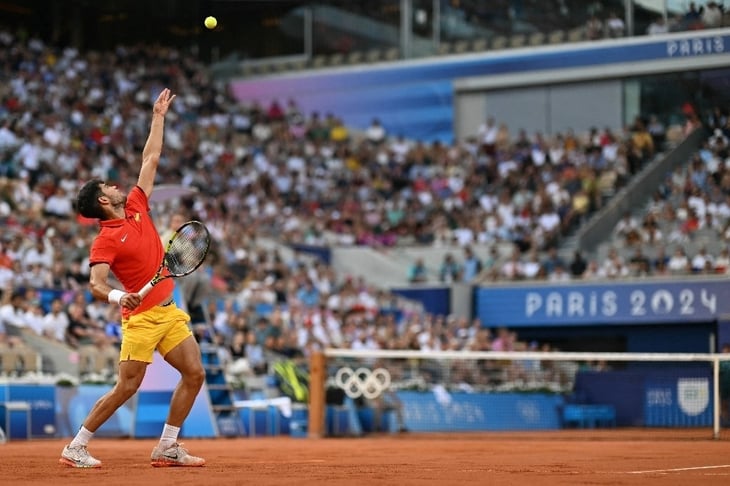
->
[[391, 286, 450, 317], [2, 384, 56, 438], [60, 384, 133, 437], [644, 377, 713, 427], [475, 279, 729, 327], [230, 31, 730, 142], [396, 390, 563, 432]]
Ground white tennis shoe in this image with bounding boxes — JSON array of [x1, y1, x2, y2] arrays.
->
[[59, 444, 102, 468], [150, 442, 205, 467]]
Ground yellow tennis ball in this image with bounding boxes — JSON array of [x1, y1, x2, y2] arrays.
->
[[204, 16, 217, 29]]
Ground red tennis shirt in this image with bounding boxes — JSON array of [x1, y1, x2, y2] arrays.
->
[[89, 185, 174, 318]]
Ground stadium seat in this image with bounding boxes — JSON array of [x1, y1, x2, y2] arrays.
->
[[0, 347, 17, 375], [288, 59, 307, 71], [548, 29, 565, 44], [0, 346, 38, 375], [491, 35, 508, 50], [562, 404, 616, 428], [471, 38, 488, 51], [365, 48, 382, 63], [77, 346, 98, 375], [567, 27, 585, 42], [327, 53, 343, 66], [438, 42, 453, 56], [529, 32, 546, 46], [453, 40, 470, 54], [310, 55, 327, 68], [384, 47, 400, 61], [509, 34, 526, 48], [346, 51, 364, 64]]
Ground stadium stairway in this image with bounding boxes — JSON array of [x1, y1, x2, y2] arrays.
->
[[199, 343, 242, 436]]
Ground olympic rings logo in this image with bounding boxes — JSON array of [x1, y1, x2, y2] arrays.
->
[[334, 367, 391, 399]]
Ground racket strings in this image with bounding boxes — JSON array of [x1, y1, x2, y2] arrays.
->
[[165, 223, 210, 276]]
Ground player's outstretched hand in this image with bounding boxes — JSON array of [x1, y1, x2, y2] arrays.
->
[[153, 88, 176, 117]]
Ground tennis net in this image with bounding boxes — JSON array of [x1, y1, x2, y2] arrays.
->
[[307, 349, 730, 439]]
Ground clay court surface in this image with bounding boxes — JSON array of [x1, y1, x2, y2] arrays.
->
[[3, 429, 730, 485]]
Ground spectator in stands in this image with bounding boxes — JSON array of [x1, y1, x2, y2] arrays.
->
[[715, 247, 730, 273], [44, 187, 74, 219], [652, 246, 671, 273], [585, 14, 604, 40], [21, 262, 52, 288], [102, 305, 122, 348], [491, 327, 516, 352], [40, 298, 68, 342], [581, 259, 605, 280], [481, 246, 500, 277], [522, 249, 543, 280], [365, 118, 387, 145], [499, 248, 524, 280], [684, 2, 704, 29], [407, 258, 429, 284], [691, 246, 715, 273], [647, 16, 669, 35], [647, 115, 667, 148], [628, 247, 652, 277], [667, 246, 691, 274], [0, 259, 14, 292], [65, 301, 99, 349], [23, 298, 46, 336], [0, 289, 27, 333], [631, 118, 655, 162], [477, 116, 498, 156], [461, 246, 482, 282], [602, 247, 630, 279], [702, 1, 723, 28], [614, 211, 641, 246], [548, 264, 571, 282], [541, 246, 566, 276], [21, 235, 54, 270], [639, 212, 663, 246], [438, 253, 462, 283], [605, 11, 626, 38], [296, 278, 321, 308], [569, 250, 588, 278]]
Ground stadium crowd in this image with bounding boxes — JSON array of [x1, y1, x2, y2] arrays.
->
[[0, 21, 721, 385]]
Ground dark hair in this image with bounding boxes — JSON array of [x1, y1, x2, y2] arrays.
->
[[76, 179, 105, 219]]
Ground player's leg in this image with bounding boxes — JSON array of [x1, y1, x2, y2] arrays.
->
[[151, 325, 206, 467], [60, 359, 148, 468], [61, 311, 159, 468], [162, 335, 206, 425]]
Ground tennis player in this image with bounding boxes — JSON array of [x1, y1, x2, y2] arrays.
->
[[60, 88, 206, 468]]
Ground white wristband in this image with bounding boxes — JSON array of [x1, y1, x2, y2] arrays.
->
[[107, 289, 126, 305]]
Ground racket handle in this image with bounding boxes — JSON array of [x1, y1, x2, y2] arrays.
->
[[138, 281, 154, 298]]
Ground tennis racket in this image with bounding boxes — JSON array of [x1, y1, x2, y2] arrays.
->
[[138, 220, 211, 298]]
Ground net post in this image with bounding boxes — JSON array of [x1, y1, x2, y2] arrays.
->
[[308, 350, 326, 438]]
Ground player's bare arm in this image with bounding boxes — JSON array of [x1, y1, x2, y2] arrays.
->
[[138, 88, 176, 197], [89, 262, 142, 310]]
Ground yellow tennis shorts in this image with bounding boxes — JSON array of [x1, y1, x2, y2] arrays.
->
[[119, 303, 193, 363]]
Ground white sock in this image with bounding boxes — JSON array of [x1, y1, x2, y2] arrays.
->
[[69, 426, 94, 448], [159, 423, 180, 449]]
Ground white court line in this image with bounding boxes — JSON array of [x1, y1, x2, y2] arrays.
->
[[627, 465, 730, 474]]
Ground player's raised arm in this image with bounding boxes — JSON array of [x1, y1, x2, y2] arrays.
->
[[137, 88, 176, 197]]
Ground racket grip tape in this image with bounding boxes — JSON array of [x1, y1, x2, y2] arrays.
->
[[138, 281, 155, 298]]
